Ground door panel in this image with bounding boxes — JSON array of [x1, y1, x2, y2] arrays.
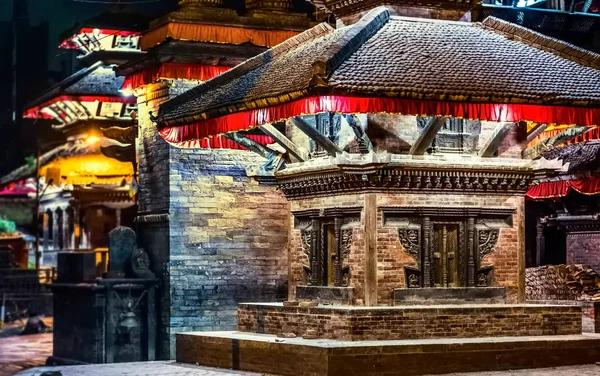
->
[[431, 223, 461, 287]]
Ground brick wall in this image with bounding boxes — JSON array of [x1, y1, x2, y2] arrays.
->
[[288, 192, 525, 305], [566, 233, 600, 272], [136, 81, 290, 358], [237, 303, 581, 340]]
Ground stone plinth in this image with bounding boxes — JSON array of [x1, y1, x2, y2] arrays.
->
[[295, 286, 353, 305], [237, 303, 581, 341], [393, 287, 506, 305], [176, 331, 600, 376]]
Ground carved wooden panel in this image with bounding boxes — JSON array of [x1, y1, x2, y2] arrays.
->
[[478, 229, 499, 259], [398, 228, 420, 260]]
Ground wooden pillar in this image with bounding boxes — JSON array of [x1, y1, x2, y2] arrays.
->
[[422, 216, 431, 287], [442, 225, 448, 286], [310, 218, 320, 286], [53, 210, 60, 250], [536, 219, 545, 266], [116, 208, 122, 227], [364, 194, 377, 306], [42, 211, 49, 251], [467, 217, 475, 287], [334, 216, 343, 287]]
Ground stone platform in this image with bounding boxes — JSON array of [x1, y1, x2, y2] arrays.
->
[[237, 303, 581, 340], [176, 332, 600, 376]]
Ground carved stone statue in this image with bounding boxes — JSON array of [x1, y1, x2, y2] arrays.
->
[[131, 247, 155, 279], [108, 226, 137, 278]]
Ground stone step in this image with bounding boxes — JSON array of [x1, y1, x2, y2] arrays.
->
[[177, 331, 600, 376]]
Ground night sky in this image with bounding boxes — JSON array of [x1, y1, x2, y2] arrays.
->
[[0, 0, 176, 70]]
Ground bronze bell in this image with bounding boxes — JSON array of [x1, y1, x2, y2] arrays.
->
[[119, 311, 139, 329]]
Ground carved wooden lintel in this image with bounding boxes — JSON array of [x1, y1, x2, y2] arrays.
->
[[279, 169, 533, 200]]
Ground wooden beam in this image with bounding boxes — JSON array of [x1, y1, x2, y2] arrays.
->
[[409, 116, 446, 155], [526, 123, 548, 144], [260, 123, 307, 162], [289, 116, 342, 156], [478, 122, 515, 157]]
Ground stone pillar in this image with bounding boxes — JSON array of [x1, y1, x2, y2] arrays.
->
[[364, 194, 377, 306]]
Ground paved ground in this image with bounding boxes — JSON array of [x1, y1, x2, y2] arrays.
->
[[0, 333, 52, 376], [10, 362, 600, 376], [0, 318, 53, 376]]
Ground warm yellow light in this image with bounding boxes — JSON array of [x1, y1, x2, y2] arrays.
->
[[86, 136, 100, 145]]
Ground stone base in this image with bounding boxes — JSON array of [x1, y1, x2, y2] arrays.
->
[[394, 287, 506, 305], [237, 303, 581, 340], [176, 331, 600, 376], [529, 300, 600, 333]]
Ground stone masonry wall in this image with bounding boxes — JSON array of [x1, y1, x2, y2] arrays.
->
[[237, 303, 581, 340], [288, 192, 525, 306], [566, 233, 600, 273], [168, 148, 290, 357], [137, 81, 290, 358]]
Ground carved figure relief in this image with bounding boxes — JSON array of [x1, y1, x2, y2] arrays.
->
[[340, 229, 353, 287], [300, 230, 312, 282], [398, 228, 420, 260], [478, 229, 499, 259]]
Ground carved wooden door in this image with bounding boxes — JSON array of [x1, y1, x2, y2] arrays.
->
[[432, 223, 460, 287]]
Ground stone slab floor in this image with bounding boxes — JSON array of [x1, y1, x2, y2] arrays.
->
[[8, 362, 600, 376]]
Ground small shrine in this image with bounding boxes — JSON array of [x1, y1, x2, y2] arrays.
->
[[154, 0, 600, 373]]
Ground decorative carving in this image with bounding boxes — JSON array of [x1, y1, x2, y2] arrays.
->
[[300, 230, 312, 282], [340, 229, 353, 287], [398, 228, 420, 259], [131, 248, 155, 279], [408, 274, 419, 288], [279, 169, 533, 200], [478, 229, 499, 259], [477, 273, 488, 287]]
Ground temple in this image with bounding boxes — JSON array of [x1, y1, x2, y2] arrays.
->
[[147, 0, 600, 373]]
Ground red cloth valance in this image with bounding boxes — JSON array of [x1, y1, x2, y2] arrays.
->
[[23, 95, 136, 118], [159, 95, 600, 145], [121, 63, 230, 90], [140, 22, 299, 51], [527, 176, 600, 199]]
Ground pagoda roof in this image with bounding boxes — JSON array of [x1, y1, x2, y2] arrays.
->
[[157, 7, 600, 141], [542, 141, 600, 174], [25, 62, 127, 113], [0, 141, 98, 186]]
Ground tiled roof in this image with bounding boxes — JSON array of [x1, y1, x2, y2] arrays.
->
[[0, 142, 99, 186], [542, 141, 600, 173], [158, 7, 600, 126], [26, 62, 124, 110]]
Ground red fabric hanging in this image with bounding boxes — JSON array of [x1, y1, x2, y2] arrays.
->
[[121, 63, 231, 90], [527, 176, 600, 199], [159, 95, 600, 145]]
